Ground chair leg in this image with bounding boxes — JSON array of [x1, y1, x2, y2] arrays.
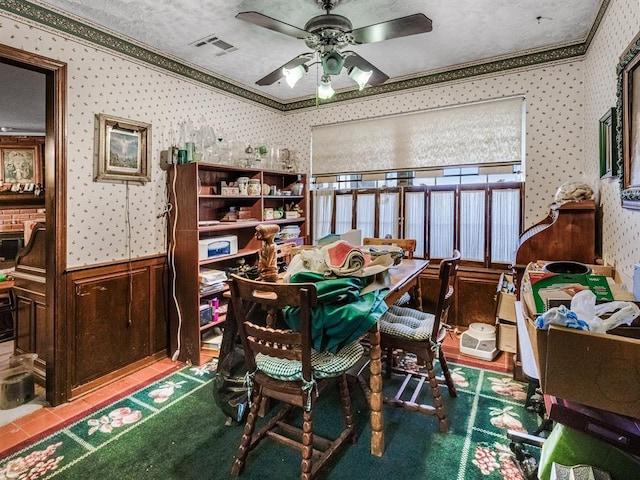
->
[[438, 348, 457, 398], [384, 347, 393, 379], [231, 390, 263, 477], [300, 409, 313, 480], [425, 356, 449, 433], [337, 374, 357, 443]]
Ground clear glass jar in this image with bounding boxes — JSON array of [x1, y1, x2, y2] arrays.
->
[[290, 176, 304, 196]]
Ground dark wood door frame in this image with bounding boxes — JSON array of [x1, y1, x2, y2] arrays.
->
[[0, 44, 68, 406]]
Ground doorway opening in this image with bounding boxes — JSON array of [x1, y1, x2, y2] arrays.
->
[[0, 44, 67, 406]]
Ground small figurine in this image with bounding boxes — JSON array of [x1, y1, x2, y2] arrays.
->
[[255, 224, 280, 282]]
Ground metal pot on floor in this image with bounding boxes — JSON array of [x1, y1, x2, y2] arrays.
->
[[0, 353, 37, 410]]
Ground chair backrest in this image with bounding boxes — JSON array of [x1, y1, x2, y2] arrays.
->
[[362, 237, 416, 259], [227, 274, 318, 382], [431, 250, 461, 338], [276, 241, 297, 265]]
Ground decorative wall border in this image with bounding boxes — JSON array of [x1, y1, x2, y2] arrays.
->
[[1, 0, 609, 112]]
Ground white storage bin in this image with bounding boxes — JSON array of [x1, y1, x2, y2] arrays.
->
[[199, 235, 238, 260]]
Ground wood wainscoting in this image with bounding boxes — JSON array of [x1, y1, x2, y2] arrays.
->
[[420, 264, 503, 328], [65, 255, 169, 400]]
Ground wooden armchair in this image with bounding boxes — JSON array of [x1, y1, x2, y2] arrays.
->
[[378, 250, 461, 432], [228, 274, 362, 480], [363, 237, 416, 258], [363, 237, 418, 306]]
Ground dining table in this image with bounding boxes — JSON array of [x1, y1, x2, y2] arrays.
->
[[368, 258, 429, 457], [221, 255, 430, 458]]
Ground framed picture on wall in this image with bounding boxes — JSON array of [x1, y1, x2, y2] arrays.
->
[[617, 32, 640, 209], [0, 146, 41, 185], [599, 107, 617, 178], [95, 113, 151, 184]]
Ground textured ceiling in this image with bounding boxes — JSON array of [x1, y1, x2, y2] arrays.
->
[[1, 0, 604, 134], [35, 0, 601, 101]]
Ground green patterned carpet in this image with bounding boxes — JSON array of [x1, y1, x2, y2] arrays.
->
[[0, 360, 540, 479]]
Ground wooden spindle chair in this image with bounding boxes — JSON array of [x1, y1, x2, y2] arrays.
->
[[362, 237, 416, 259], [378, 250, 461, 432], [228, 274, 363, 480]]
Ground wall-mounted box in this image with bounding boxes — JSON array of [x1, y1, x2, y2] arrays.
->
[[198, 235, 238, 260]]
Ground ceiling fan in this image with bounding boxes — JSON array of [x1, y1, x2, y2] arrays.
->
[[236, 0, 433, 96]]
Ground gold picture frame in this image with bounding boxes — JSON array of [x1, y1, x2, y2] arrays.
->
[[0, 146, 41, 185], [617, 33, 640, 209], [95, 113, 151, 184]]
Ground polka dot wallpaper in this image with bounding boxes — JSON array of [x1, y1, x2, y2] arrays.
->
[[584, 0, 640, 287], [1, 0, 639, 286], [0, 13, 285, 267]]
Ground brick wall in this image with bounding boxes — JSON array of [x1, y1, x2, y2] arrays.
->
[[0, 208, 45, 231]]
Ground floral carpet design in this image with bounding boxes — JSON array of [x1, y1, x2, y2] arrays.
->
[[0, 360, 218, 480], [449, 370, 539, 479], [0, 359, 539, 480]]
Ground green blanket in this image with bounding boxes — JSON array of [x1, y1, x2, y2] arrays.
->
[[284, 271, 389, 353]]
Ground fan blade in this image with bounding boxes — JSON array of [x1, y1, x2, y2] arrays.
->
[[236, 11, 309, 39], [350, 13, 433, 44], [256, 54, 313, 86], [343, 52, 389, 86]]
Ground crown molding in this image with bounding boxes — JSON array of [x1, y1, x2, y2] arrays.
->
[[1, 0, 609, 112]]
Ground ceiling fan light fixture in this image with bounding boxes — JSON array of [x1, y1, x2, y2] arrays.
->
[[321, 51, 345, 75], [282, 64, 308, 88], [317, 75, 335, 100], [348, 66, 373, 90]]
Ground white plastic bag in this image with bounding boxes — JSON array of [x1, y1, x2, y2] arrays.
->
[[594, 301, 640, 331], [570, 290, 603, 332], [570, 289, 640, 333]]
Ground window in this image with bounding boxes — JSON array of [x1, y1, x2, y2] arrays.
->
[[311, 182, 523, 268]]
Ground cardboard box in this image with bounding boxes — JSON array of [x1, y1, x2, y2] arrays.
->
[[521, 262, 634, 317], [220, 186, 239, 195], [497, 321, 517, 353], [496, 290, 517, 322], [527, 272, 614, 314], [521, 295, 640, 419], [495, 272, 517, 353]]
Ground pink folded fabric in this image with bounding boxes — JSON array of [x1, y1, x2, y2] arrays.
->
[[324, 241, 371, 275]]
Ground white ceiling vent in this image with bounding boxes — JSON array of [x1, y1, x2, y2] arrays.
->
[[190, 35, 237, 56]]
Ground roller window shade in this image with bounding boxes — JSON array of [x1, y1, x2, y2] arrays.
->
[[312, 96, 524, 176]]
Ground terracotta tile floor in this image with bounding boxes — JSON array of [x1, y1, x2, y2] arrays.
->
[[441, 330, 514, 374], [0, 353, 213, 459], [0, 336, 511, 460]]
